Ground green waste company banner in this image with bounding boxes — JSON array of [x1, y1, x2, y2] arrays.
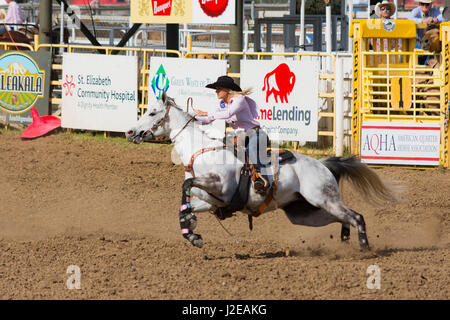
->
[[0, 51, 52, 125]]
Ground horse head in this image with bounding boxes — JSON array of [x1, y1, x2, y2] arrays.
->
[[421, 24, 441, 53], [126, 91, 174, 144]]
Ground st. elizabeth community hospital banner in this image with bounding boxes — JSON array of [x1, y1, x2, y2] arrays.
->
[[61, 53, 138, 133]]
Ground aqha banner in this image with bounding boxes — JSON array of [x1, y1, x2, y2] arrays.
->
[[131, 0, 235, 24], [360, 122, 441, 166], [148, 57, 227, 138], [62, 53, 138, 132], [240, 60, 319, 142]]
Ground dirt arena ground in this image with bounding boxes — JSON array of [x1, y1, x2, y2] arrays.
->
[[0, 129, 448, 300]]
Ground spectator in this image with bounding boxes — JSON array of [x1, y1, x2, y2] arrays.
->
[[409, 1, 444, 64], [375, 1, 396, 20], [0, 0, 23, 33], [409, 1, 444, 45], [372, 1, 399, 59]]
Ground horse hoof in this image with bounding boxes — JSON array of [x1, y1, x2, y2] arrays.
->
[[187, 234, 203, 248], [193, 238, 203, 248], [186, 214, 197, 231], [359, 242, 371, 251]]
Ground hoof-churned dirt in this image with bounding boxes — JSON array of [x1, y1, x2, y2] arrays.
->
[[0, 130, 448, 299]]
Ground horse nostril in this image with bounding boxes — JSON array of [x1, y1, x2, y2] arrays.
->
[[127, 130, 133, 135]]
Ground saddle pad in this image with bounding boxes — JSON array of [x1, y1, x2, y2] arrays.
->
[[267, 149, 295, 165], [228, 146, 295, 167]]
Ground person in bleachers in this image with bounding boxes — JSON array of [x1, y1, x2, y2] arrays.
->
[[0, 0, 23, 33], [375, 1, 396, 20], [409, 0, 444, 64]]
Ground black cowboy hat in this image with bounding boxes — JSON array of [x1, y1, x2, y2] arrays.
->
[[205, 76, 242, 92]]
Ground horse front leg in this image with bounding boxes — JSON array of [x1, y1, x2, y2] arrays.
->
[[179, 174, 227, 248]]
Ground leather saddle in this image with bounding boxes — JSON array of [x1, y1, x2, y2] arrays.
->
[[213, 147, 294, 220]]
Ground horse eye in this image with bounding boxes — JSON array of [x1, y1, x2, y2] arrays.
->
[[149, 111, 156, 117]]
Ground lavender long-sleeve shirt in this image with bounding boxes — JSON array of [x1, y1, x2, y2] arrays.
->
[[5, 1, 23, 25], [196, 95, 260, 133]]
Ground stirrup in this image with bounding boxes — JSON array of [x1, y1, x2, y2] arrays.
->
[[252, 174, 269, 194]]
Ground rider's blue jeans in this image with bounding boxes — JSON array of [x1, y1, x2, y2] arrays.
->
[[245, 127, 270, 174]]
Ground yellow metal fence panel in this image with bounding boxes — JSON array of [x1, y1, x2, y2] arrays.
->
[[35, 43, 182, 119], [352, 19, 449, 168]]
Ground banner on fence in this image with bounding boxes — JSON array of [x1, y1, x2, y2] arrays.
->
[[0, 51, 51, 125], [61, 53, 138, 132], [360, 122, 441, 166], [130, 0, 236, 24], [240, 60, 319, 142], [148, 57, 227, 138]]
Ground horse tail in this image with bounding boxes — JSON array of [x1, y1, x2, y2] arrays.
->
[[321, 156, 400, 204]]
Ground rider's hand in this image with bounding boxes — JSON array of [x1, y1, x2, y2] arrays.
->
[[194, 109, 207, 117]]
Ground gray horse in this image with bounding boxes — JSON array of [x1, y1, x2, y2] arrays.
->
[[126, 92, 397, 250]]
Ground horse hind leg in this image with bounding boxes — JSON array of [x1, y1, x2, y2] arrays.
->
[[324, 201, 370, 251], [341, 223, 350, 242], [350, 210, 369, 250]]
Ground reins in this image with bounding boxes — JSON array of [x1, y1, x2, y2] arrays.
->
[[153, 96, 279, 231], [150, 97, 196, 142], [171, 116, 195, 141]]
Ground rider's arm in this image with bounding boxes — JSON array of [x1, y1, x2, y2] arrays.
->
[[433, 8, 444, 23], [195, 115, 214, 124], [208, 96, 247, 120]]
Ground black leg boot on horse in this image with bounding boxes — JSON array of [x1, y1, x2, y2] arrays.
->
[[179, 179, 203, 248]]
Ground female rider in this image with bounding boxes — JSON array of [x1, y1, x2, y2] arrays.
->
[[194, 76, 270, 194]]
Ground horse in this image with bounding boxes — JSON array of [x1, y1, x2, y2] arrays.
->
[[0, 24, 70, 50], [416, 25, 442, 115], [420, 24, 441, 54], [0, 30, 33, 48], [126, 92, 398, 250]]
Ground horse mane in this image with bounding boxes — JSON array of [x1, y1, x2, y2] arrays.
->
[[425, 24, 440, 32], [162, 93, 225, 143]]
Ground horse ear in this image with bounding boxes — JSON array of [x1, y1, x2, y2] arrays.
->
[[161, 90, 167, 105], [426, 24, 439, 32]]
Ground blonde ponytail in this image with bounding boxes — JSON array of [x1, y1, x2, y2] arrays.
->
[[230, 88, 253, 96]]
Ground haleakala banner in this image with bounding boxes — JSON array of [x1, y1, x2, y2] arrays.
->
[[0, 51, 52, 125]]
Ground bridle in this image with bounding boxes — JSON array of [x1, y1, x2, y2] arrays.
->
[[148, 98, 196, 142]]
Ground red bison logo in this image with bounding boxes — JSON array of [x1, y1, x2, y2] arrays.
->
[[262, 63, 296, 103], [199, 0, 229, 17]]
